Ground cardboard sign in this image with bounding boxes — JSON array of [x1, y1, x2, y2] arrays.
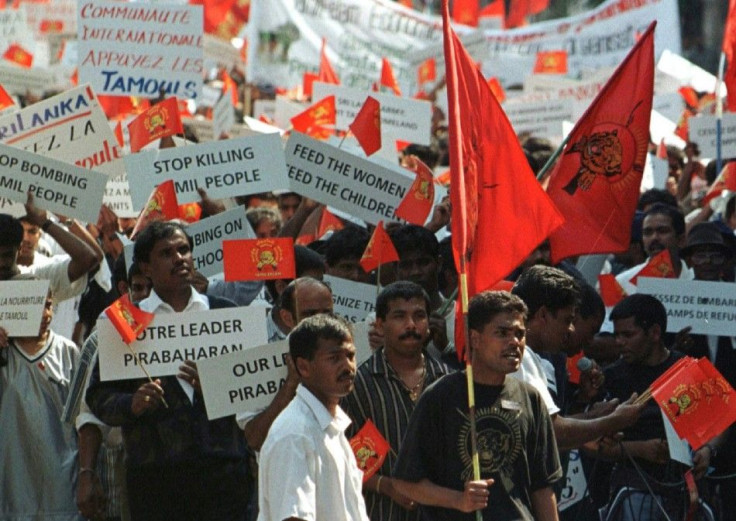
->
[[125, 133, 289, 208], [312, 82, 431, 146], [0, 280, 50, 337], [0, 142, 108, 222], [503, 98, 573, 140], [285, 132, 413, 225], [198, 339, 289, 419], [0, 85, 124, 178], [637, 278, 736, 336], [97, 306, 269, 381], [187, 206, 255, 278], [77, 1, 204, 99], [324, 275, 376, 324], [103, 173, 136, 218], [688, 113, 736, 159]]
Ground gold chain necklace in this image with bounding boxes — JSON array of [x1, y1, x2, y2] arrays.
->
[[396, 357, 427, 402]]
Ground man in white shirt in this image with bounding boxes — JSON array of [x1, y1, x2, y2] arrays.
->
[[258, 314, 369, 521]]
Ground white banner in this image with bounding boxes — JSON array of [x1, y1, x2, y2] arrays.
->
[[503, 98, 573, 141], [98, 306, 269, 381], [125, 133, 289, 208], [0, 64, 54, 95], [688, 114, 736, 159], [0, 142, 108, 222], [285, 132, 412, 225], [23, 0, 77, 40], [77, 1, 204, 99], [188, 207, 255, 278], [0, 280, 50, 337], [0, 8, 35, 57], [637, 278, 736, 336], [324, 275, 376, 323], [198, 339, 289, 419]]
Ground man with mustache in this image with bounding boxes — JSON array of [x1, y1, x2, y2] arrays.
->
[[258, 314, 369, 521], [342, 281, 449, 521]]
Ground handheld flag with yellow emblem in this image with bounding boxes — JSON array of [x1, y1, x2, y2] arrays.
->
[[3, 43, 33, 68], [127, 97, 184, 153], [349, 420, 391, 482], [0, 84, 14, 112], [223, 238, 296, 281], [379, 58, 402, 96], [318, 38, 340, 85], [360, 221, 399, 273], [130, 180, 180, 239], [417, 58, 436, 86], [290, 96, 336, 139], [629, 249, 675, 286], [104, 294, 155, 344], [396, 155, 435, 225], [533, 50, 568, 75], [349, 96, 381, 156]]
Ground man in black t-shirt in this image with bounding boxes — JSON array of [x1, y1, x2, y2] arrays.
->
[[392, 291, 562, 521]]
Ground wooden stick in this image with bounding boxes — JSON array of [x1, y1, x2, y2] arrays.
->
[[125, 343, 169, 408]]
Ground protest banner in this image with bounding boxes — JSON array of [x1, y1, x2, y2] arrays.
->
[[0, 142, 108, 222], [637, 278, 736, 336], [312, 83, 432, 145], [0, 8, 36, 58], [0, 85, 125, 178], [77, 1, 204, 99], [0, 280, 50, 337], [0, 63, 54, 95], [23, 0, 78, 40], [502, 98, 573, 141], [688, 113, 736, 159], [97, 306, 269, 381], [212, 89, 235, 139], [204, 34, 242, 71], [324, 275, 376, 323], [125, 133, 289, 208], [0, 197, 25, 217], [103, 173, 136, 218], [187, 206, 255, 278], [657, 49, 725, 97], [520, 74, 607, 120], [184, 117, 257, 143], [285, 132, 413, 225], [198, 339, 289, 419]]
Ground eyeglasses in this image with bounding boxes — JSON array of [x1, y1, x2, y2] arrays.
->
[[690, 251, 727, 265]]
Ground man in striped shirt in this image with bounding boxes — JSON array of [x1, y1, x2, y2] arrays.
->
[[343, 281, 449, 521]]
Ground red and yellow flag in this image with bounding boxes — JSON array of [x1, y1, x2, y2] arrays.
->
[[349, 96, 381, 156], [223, 238, 296, 281], [703, 162, 736, 206], [452, 0, 479, 26], [3, 44, 32, 68], [629, 249, 676, 286], [303, 71, 319, 98], [379, 58, 402, 96], [486, 77, 506, 103], [178, 202, 202, 223], [130, 180, 180, 239], [598, 274, 626, 307], [349, 420, 391, 482], [127, 97, 184, 153], [291, 95, 336, 139], [317, 207, 344, 238], [0, 84, 14, 111], [221, 69, 239, 106], [104, 294, 155, 344], [360, 221, 399, 273], [318, 38, 340, 85], [396, 155, 435, 225], [533, 50, 568, 75], [417, 58, 436, 86], [113, 121, 125, 148]]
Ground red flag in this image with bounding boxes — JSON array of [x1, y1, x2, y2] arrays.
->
[[486, 77, 506, 103], [567, 352, 585, 385], [533, 50, 568, 75], [724, 0, 736, 62], [399, 0, 413, 6], [113, 121, 124, 148], [417, 58, 436, 86], [317, 207, 344, 238], [656, 138, 667, 160], [190, 0, 247, 39], [725, 48, 736, 113], [349, 420, 391, 482], [104, 294, 155, 344], [291, 96, 336, 136], [396, 155, 435, 225], [178, 202, 202, 223], [130, 180, 180, 239], [127, 97, 183, 153], [221, 69, 238, 106], [349, 96, 381, 156], [547, 23, 655, 265], [598, 274, 626, 307], [629, 249, 676, 286], [223, 238, 296, 281], [452, 0, 479, 27], [480, 0, 505, 19], [98, 96, 149, 120], [303, 71, 319, 98], [70, 68, 78, 86], [0, 84, 13, 111], [3, 44, 32, 68], [380, 58, 402, 96], [360, 221, 399, 273], [703, 162, 736, 206], [318, 38, 340, 85]]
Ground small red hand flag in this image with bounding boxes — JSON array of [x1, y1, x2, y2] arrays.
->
[[349, 420, 391, 482], [104, 294, 155, 344], [223, 238, 296, 281], [127, 97, 183, 153], [396, 155, 435, 225], [130, 180, 180, 239], [349, 96, 381, 156], [360, 221, 399, 273]]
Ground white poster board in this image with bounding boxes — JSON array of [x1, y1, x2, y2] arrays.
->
[[187, 207, 255, 278], [0, 280, 50, 337], [324, 275, 377, 323]]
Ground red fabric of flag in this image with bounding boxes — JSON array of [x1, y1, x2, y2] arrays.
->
[[380, 58, 402, 96], [724, 0, 736, 61], [104, 294, 155, 344], [349, 96, 381, 156], [695, 358, 736, 445], [3, 44, 32, 67], [486, 77, 506, 103], [190, 0, 237, 34], [452, 0, 479, 27], [291, 96, 336, 137], [178, 202, 202, 223], [480, 0, 505, 19], [656, 138, 667, 159], [127, 97, 183, 153], [130, 180, 180, 239], [598, 274, 626, 307], [534, 50, 568, 74], [360, 221, 399, 273], [221, 70, 238, 106], [303, 72, 319, 98], [0, 84, 13, 111], [396, 155, 435, 225], [317, 207, 344, 238], [629, 249, 676, 286], [417, 58, 436, 86], [223, 238, 296, 281], [703, 162, 736, 205], [547, 23, 655, 265], [113, 121, 124, 148], [319, 38, 340, 85], [349, 419, 391, 482]]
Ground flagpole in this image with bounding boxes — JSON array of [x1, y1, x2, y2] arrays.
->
[[338, 129, 352, 148], [535, 133, 571, 181], [125, 344, 169, 409], [717, 52, 726, 177]]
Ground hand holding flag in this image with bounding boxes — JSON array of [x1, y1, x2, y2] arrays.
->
[[349, 420, 391, 482]]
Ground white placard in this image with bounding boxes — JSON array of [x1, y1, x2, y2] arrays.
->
[[503, 98, 573, 140], [351, 319, 374, 367], [0, 85, 124, 178], [324, 275, 376, 324], [187, 207, 255, 278], [98, 306, 269, 381], [637, 278, 736, 336], [285, 132, 412, 226], [0, 64, 54, 95], [103, 173, 136, 218], [0, 8, 35, 55], [274, 95, 306, 130], [125, 133, 289, 208], [662, 410, 692, 466], [213, 91, 235, 139], [312, 82, 432, 146], [23, 0, 77, 39], [688, 114, 736, 159], [0, 280, 50, 337], [0, 197, 26, 217], [77, 1, 204, 99], [203, 34, 242, 71], [557, 449, 588, 511], [198, 339, 289, 419], [0, 142, 108, 222]]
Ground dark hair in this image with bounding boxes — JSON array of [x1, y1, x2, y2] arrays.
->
[[0, 214, 23, 248], [511, 265, 580, 317], [375, 281, 431, 320], [468, 291, 528, 332], [389, 224, 439, 259], [402, 144, 439, 169], [280, 277, 332, 316], [609, 294, 667, 333], [127, 262, 145, 284], [324, 225, 370, 267], [577, 282, 605, 320], [726, 194, 736, 222], [133, 221, 193, 264], [644, 203, 685, 237], [289, 313, 352, 363], [637, 189, 678, 211]]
